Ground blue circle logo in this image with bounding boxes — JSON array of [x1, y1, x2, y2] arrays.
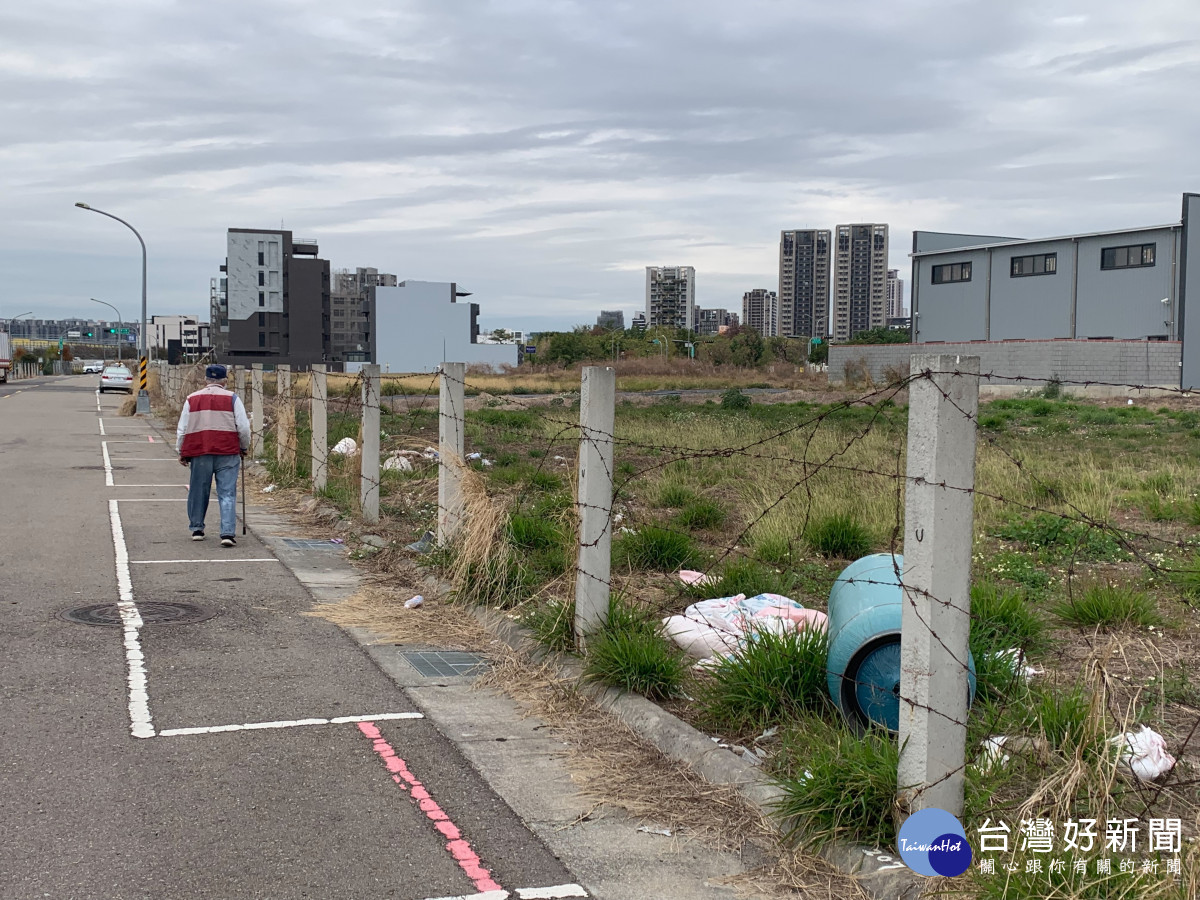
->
[[897, 809, 972, 876]]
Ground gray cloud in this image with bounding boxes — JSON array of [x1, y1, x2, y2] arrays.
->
[[3, 0, 1200, 329]]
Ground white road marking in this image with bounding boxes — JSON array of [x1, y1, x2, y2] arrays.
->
[[108, 499, 154, 740], [111, 484, 190, 487], [158, 712, 424, 737], [424, 892, 510, 900], [98, 419, 106, 435], [130, 558, 281, 565], [116, 498, 188, 502], [108, 457, 180, 461], [101, 442, 114, 486], [517, 887, 588, 899]]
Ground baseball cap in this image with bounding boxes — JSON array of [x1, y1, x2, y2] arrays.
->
[[205, 364, 228, 380]]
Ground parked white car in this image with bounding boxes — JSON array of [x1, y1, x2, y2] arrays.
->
[[99, 365, 134, 394]]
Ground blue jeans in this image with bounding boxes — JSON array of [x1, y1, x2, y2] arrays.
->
[[187, 454, 241, 537]]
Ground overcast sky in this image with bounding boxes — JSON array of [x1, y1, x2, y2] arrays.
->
[[4, 0, 1199, 333]]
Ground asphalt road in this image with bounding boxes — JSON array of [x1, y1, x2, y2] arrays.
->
[[0, 376, 580, 900]]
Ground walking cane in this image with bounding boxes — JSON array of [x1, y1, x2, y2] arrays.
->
[[240, 454, 247, 536]]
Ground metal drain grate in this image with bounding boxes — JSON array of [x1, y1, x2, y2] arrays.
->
[[59, 602, 215, 627], [280, 538, 342, 550], [401, 650, 488, 678]]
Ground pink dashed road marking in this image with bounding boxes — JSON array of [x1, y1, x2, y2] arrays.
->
[[358, 721, 503, 894]]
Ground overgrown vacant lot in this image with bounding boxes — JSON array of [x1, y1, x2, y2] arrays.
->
[[273, 383, 1200, 897]]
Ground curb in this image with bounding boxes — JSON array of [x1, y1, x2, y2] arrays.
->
[[453, 592, 928, 900]]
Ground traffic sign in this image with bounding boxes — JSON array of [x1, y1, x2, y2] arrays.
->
[[525, 345, 536, 353], [67, 331, 81, 338]]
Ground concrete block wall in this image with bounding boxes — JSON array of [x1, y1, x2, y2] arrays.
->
[[829, 340, 1182, 391]]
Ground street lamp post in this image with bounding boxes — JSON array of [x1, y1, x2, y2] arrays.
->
[[75, 203, 148, 413], [91, 298, 124, 362]]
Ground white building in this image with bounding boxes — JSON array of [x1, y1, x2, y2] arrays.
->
[[742, 288, 779, 337], [151, 315, 203, 355], [372, 281, 517, 373], [646, 266, 695, 330], [886, 268, 906, 318]]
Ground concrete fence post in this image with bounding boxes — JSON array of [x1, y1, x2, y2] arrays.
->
[[897, 353, 980, 819], [574, 366, 616, 646], [276, 365, 294, 469], [437, 362, 466, 545], [311, 364, 328, 493], [250, 364, 264, 459], [360, 364, 381, 524]]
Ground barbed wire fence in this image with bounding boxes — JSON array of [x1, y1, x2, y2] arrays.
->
[[229, 354, 1200, 859]]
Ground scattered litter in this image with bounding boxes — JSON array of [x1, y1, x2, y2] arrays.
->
[[466, 451, 482, 460], [662, 593, 828, 661], [741, 746, 767, 764], [422, 446, 439, 460], [406, 530, 435, 554], [613, 513, 624, 524], [553, 455, 567, 462], [977, 735, 1012, 771], [262, 484, 277, 493], [331, 437, 358, 456], [678, 569, 719, 588], [481, 459, 493, 467], [330, 538, 345, 544], [1127, 399, 1134, 406], [397, 450, 423, 458], [619, 526, 637, 535], [756, 726, 779, 742], [404, 595, 424, 609], [1112, 726, 1176, 781], [637, 826, 673, 837], [989, 648, 1044, 681], [383, 454, 413, 472]]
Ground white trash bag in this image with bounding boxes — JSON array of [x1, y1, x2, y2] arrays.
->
[[331, 437, 358, 456], [1112, 726, 1176, 781]]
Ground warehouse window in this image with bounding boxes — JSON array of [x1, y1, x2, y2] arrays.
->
[[1101, 243, 1156, 270], [1011, 253, 1057, 277], [932, 262, 972, 284]]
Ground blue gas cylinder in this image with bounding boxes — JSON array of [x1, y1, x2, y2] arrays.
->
[[825, 553, 976, 732]]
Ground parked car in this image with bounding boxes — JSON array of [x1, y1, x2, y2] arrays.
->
[[83, 362, 104, 374], [99, 365, 134, 394]]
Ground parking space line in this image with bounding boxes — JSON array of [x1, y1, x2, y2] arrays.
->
[[101, 441, 114, 486], [130, 558, 281, 564], [107, 499, 154, 740], [158, 712, 424, 737], [99, 419, 105, 435], [117, 498, 187, 502]]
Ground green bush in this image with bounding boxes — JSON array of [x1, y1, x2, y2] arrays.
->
[[720, 388, 752, 410], [804, 512, 873, 559], [655, 481, 699, 508], [697, 622, 830, 731], [615, 525, 699, 571]]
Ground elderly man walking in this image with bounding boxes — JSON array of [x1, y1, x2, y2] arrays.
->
[[177, 364, 251, 546]]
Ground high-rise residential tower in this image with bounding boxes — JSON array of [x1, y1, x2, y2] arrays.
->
[[832, 223, 889, 341], [886, 268, 905, 318], [741, 289, 778, 337], [778, 230, 831, 339], [645, 266, 695, 330]]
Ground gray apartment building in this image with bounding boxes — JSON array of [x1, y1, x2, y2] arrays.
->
[[832, 223, 889, 342], [212, 229, 331, 366], [742, 288, 778, 337], [646, 266, 695, 330], [778, 230, 829, 339], [596, 310, 625, 331], [693, 308, 738, 336], [331, 267, 396, 363]]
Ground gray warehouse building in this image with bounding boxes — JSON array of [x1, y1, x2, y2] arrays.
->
[[900, 192, 1200, 389], [829, 193, 1200, 389]]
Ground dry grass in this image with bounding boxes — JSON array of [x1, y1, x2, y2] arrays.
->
[[307, 581, 494, 651]]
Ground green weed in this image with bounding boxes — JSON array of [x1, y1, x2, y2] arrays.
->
[[615, 526, 699, 571], [696, 623, 830, 732], [804, 512, 873, 559], [1051, 582, 1163, 630], [522, 599, 575, 652], [582, 600, 688, 700], [720, 388, 752, 410], [673, 497, 728, 531]]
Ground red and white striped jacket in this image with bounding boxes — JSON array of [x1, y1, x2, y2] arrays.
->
[[176, 384, 251, 458]]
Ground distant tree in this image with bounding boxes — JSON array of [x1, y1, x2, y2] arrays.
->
[[846, 326, 910, 345], [490, 328, 512, 343], [809, 340, 829, 364], [544, 331, 595, 366], [61, 345, 75, 361]]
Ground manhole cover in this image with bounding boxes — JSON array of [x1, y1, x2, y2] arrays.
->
[[401, 650, 488, 678], [59, 602, 215, 627]]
